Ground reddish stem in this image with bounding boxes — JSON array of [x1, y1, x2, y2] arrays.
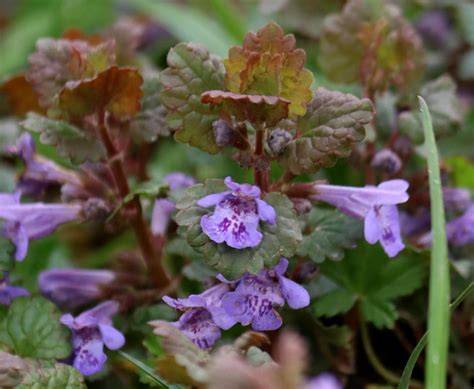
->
[[254, 125, 269, 192], [97, 110, 170, 289]]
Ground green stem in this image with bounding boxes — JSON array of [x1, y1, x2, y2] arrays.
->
[[359, 316, 401, 385], [419, 96, 450, 389], [398, 282, 474, 389]]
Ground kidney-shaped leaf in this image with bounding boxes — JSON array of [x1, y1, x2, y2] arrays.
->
[[278, 88, 373, 175]]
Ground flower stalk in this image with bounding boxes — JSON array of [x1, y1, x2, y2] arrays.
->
[[97, 109, 170, 289]]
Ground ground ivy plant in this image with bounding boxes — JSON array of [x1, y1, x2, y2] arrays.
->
[[0, 2, 472, 387]]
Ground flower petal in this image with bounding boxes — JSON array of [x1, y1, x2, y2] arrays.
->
[[98, 324, 125, 350], [200, 198, 262, 249], [278, 275, 310, 309], [175, 308, 221, 349], [197, 191, 231, 208], [72, 330, 107, 376], [256, 198, 276, 224], [365, 205, 405, 257], [151, 199, 175, 236]]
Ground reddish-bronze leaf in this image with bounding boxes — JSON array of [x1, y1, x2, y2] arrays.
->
[[27, 37, 116, 108], [224, 22, 313, 116], [201, 90, 290, 126], [58, 66, 143, 119], [1, 75, 46, 116]]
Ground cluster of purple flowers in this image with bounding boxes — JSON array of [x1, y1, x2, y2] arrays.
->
[[0, 135, 85, 261], [163, 258, 309, 349]]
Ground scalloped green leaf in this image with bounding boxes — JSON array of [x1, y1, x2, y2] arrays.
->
[[399, 75, 463, 144], [159, 43, 225, 154], [278, 88, 373, 175], [16, 363, 86, 389], [0, 296, 71, 359], [313, 243, 427, 328], [297, 207, 363, 263], [21, 112, 105, 163], [175, 180, 302, 279], [319, 0, 424, 93]]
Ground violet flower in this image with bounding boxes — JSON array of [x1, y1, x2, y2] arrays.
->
[[197, 177, 276, 249], [442, 188, 471, 213], [39, 268, 115, 309], [446, 204, 474, 246], [164, 172, 195, 191], [0, 274, 29, 305], [418, 204, 474, 247], [219, 258, 310, 331], [305, 373, 343, 389], [311, 180, 409, 257], [60, 300, 125, 376], [15, 133, 82, 196], [151, 172, 195, 236], [0, 192, 82, 261], [162, 283, 235, 349]]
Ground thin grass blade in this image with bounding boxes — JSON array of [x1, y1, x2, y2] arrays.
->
[[418, 96, 450, 389], [398, 282, 473, 389]]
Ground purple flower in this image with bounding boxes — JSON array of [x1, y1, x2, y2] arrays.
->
[[15, 133, 82, 196], [39, 268, 116, 309], [164, 172, 195, 191], [0, 192, 82, 261], [60, 300, 125, 376], [443, 188, 471, 213], [0, 274, 29, 305], [311, 180, 409, 257], [151, 172, 195, 236], [197, 177, 276, 249], [446, 204, 474, 246], [151, 199, 176, 236], [162, 283, 235, 349], [418, 204, 474, 247], [305, 373, 343, 389], [219, 258, 309, 331]]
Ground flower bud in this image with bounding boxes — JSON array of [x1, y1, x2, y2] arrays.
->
[[267, 128, 292, 155], [83, 198, 112, 221], [213, 119, 235, 147], [371, 149, 402, 175], [39, 268, 116, 309]]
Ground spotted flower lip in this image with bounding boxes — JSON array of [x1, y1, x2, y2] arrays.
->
[[15, 133, 82, 196], [311, 180, 409, 257], [0, 192, 82, 261], [219, 258, 310, 331], [60, 300, 125, 376], [0, 274, 29, 306], [197, 176, 276, 249], [162, 283, 235, 349], [39, 268, 116, 309]]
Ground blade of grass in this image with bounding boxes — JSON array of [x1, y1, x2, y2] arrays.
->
[[398, 282, 473, 389], [418, 96, 450, 389], [209, 0, 247, 41], [117, 350, 170, 388], [126, 0, 236, 56]]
